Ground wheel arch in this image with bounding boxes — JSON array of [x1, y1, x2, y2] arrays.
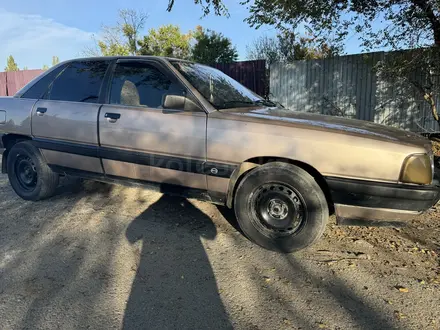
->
[[1, 134, 32, 173], [226, 156, 334, 214]]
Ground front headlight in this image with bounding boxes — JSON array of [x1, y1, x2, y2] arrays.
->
[[400, 153, 433, 185]]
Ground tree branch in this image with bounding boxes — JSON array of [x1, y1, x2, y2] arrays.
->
[[411, 0, 440, 45]]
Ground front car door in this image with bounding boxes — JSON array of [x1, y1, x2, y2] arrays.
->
[[98, 59, 207, 191], [31, 60, 110, 173]]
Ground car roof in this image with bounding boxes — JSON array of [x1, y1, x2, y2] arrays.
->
[[63, 55, 193, 64]]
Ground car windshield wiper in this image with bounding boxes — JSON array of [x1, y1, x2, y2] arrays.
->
[[219, 99, 283, 109], [220, 99, 279, 108], [219, 100, 258, 109], [254, 99, 277, 107]]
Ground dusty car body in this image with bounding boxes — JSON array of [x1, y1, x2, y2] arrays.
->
[[0, 56, 439, 252]]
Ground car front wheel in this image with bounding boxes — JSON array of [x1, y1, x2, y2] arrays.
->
[[7, 141, 59, 201], [234, 162, 329, 253]]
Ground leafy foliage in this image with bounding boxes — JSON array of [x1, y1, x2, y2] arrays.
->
[[4, 55, 19, 72], [52, 56, 60, 67], [242, 0, 440, 128], [376, 48, 440, 128], [247, 32, 339, 64], [166, 0, 228, 16], [192, 26, 238, 64], [138, 25, 192, 59], [97, 34, 131, 56], [246, 35, 281, 65], [244, 0, 440, 51], [119, 9, 148, 55], [86, 9, 148, 56]]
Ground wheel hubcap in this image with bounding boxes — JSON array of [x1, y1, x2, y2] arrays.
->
[[251, 183, 305, 236], [15, 155, 37, 191], [267, 199, 288, 219]]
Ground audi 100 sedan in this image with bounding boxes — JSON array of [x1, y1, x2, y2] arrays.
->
[[0, 56, 439, 252]]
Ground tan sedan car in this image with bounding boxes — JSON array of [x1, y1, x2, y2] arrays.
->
[[0, 56, 439, 252]]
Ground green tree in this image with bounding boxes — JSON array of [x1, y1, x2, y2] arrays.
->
[[244, 0, 440, 50], [85, 9, 148, 56], [4, 55, 19, 72], [138, 24, 192, 59], [242, 0, 440, 128], [246, 35, 281, 66], [42, 64, 49, 70], [247, 32, 338, 64], [191, 26, 238, 64], [166, 0, 227, 16], [22, 66, 28, 70], [52, 56, 60, 66], [167, 0, 440, 50], [119, 9, 148, 55]]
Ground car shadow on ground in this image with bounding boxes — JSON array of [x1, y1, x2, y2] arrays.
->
[[1, 171, 437, 329], [122, 194, 232, 329]]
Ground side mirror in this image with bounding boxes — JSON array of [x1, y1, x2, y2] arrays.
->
[[163, 94, 202, 112]]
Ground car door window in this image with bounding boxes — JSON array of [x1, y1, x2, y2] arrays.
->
[[18, 63, 68, 99], [110, 62, 183, 108], [44, 61, 108, 103]]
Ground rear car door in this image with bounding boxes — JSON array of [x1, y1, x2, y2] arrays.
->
[[31, 60, 109, 173], [98, 59, 207, 190]]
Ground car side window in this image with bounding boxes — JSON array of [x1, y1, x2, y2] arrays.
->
[[18, 64, 68, 99], [109, 62, 183, 108], [43, 61, 108, 103]]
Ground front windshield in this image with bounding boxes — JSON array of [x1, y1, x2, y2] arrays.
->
[[171, 61, 268, 109]]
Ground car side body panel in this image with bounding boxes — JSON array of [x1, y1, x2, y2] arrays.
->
[[31, 100, 103, 174], [32, 100, 100, 144], [206, 108, 439, 221], [98, 103, 207, 190], [207, 110, 427, 185], [0, 97, 35, 136]]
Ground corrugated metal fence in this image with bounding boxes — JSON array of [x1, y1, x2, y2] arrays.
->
[[270, 52, 440, 133], [0, 70, 44, 96]]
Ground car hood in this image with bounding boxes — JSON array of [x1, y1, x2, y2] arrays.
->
[[221, 107, 430, 148]]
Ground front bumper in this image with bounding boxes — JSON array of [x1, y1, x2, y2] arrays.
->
[[326, 176, 440, 224]]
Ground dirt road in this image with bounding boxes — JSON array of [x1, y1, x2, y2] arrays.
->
[[0, 154, 439, 330]]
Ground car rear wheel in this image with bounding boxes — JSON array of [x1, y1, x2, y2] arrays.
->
[[7, 141, 59, 201], [234, 162, 329, 253]]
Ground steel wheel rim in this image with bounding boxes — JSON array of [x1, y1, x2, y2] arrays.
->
[[250, 183, 306, 236], [15, 155, 37, 191]]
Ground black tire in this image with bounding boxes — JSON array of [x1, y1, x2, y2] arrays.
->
[[234, 162, 329, 253], [7, 141, 59, 201]]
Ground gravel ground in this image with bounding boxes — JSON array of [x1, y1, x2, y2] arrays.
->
[[0, 154, 439, 330]]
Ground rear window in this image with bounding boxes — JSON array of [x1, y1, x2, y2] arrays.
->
[[43, 61, 109, 103], [19, 64, 68, 99]]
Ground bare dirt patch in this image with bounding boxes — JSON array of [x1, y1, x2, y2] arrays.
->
[[0, 154, 439, 329]]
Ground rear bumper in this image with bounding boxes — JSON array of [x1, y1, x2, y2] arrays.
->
[[326, 176, 440, 224]]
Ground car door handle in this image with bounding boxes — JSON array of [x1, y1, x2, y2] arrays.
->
[[105, 112, 121, 123], [36, 107, 47, 116]]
